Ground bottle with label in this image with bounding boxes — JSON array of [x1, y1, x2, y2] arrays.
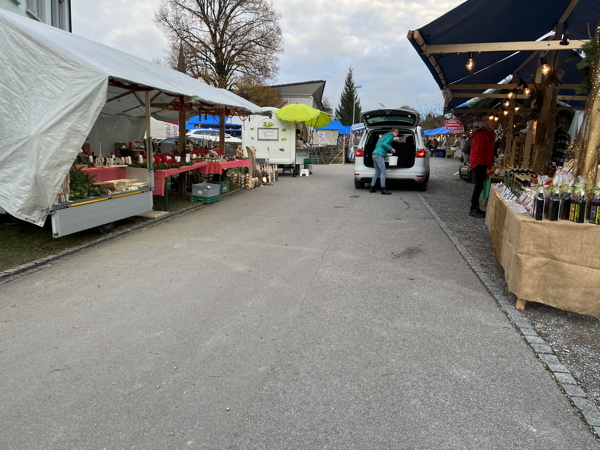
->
[[533, 188, 545, 221], [589, 190, 600, 225], [560, 186, 572, 221], [569, 188, 587, 223], [547, 187, 561, 221]]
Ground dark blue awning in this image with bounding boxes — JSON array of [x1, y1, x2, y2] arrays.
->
[[407, 0, 600, 111]]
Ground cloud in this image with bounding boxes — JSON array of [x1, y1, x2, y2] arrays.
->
[[70, 0, 464, 113]]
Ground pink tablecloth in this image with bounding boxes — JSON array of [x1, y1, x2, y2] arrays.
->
[[154, 160, 250, 196], [154, 162, 209, 196], [83, 167, 126, 182]]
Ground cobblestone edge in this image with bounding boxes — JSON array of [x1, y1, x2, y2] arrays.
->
[[417, 192, 600, 440], [0, 188, 248, 285]]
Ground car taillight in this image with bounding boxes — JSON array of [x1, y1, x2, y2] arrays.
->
[[416, 148, 426, 158], [356, 148, 364, 157]]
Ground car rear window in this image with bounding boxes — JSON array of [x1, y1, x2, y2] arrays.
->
[[364, 114, 417, 127]]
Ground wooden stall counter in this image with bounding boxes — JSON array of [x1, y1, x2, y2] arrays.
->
[[486, 187, 600, 317]]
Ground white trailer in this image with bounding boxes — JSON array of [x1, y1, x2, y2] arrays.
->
[[242, 107, 302, 174]]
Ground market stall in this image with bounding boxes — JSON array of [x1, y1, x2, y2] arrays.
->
[[0, 9, 262, 237], [485, 184, 600, 317], [153, 159, 250, 196], [408, 0, 600, 317]]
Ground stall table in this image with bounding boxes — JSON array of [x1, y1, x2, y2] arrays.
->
[[485, 187, 600, 317], [154, 159, 250, 198]]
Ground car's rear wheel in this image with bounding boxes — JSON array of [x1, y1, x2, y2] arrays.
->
[[416, 172, 429, 191], [354, 180, 365, 189]]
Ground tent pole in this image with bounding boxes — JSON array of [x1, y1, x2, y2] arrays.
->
[[179, 97, 187, 196], [219, 108, 225, 156], [146, 91, 154, 190]]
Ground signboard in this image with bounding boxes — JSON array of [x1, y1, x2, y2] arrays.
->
[[258, 128, 279, 141], [445, 119, 464, 134]]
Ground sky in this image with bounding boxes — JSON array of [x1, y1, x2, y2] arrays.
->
[[71, 0, 465, 114]]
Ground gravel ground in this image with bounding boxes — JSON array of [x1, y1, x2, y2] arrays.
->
[[420, 157, 600, 411]]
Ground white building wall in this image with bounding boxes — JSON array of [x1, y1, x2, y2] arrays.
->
[[282, 94, 317, 109], [0, 0, 71, 31]]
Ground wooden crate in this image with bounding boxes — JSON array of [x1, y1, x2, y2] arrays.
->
[[54, 173, 70, 204]]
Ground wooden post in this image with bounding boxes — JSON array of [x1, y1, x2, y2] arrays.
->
[[531, 85, 557, 173], [506, 97, 516, 165], [575, 29, 600, 188], [522, 121, 535, 169]]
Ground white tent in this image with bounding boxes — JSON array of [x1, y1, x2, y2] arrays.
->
[[0, 9, 262, 226]]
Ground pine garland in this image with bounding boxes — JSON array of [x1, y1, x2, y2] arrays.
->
[[566, 39, 600, 94]]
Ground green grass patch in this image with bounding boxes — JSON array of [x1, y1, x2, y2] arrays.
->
[[0, 216, 147, 272], [0, 188, 243, 273]]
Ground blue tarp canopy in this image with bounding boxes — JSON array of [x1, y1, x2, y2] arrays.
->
[[311, 120, 351, 135], [407, 0, 599, 111], [185, 114, 243, 131], [424, 127, 453, 136]]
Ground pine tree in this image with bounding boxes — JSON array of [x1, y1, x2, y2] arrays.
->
[[335, 67, 361, 126]]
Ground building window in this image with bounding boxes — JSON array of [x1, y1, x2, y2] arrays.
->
[[51, 0, 67, 30], [26, 0, 45, 22]]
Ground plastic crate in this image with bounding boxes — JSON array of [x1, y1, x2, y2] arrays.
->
[[190, 194, 220, 204], [192, 182, 220, 197], [218, 178, 230, 194]]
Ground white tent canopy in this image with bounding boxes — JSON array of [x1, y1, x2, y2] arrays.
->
[[0, 9, 262, 226]]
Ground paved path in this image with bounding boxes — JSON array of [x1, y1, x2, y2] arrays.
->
[[0, 165, 597, 448]]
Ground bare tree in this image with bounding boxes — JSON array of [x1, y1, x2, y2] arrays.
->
[[155, 0, 283, 89], [416, 96, 447, 130]]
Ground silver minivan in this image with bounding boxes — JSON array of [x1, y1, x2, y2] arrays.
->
[[353, 109, 429, 191]]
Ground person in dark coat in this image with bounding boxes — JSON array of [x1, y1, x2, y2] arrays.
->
[[468, 119, 496, 218]]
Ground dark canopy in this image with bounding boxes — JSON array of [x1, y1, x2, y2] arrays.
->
[[408, 0, 600, 110]]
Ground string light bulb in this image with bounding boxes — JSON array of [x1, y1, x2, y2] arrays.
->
[[503, 99, 510, 107], [466, 52, 474, 71], [503, 110, 509, 116], [540, 53, 551, 75], [523, 86, 531, 96], [494, 116, 499, 122], [515, 106, 520, 111], [488, 113, 495, 120]]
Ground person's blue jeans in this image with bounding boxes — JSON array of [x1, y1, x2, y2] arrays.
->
[[371, 154, 386, 188]]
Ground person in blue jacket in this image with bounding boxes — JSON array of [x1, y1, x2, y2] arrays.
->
[[370, 128, 398, 195]]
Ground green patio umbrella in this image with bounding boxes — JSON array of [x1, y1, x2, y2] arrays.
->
[[306, 111, 331, 128], [275, 104, 320, 123]]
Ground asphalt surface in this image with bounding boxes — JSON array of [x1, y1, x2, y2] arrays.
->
[[0, 164, 597, 449]]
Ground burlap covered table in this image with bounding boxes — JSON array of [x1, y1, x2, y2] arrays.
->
[[486, 187, 600, 317]]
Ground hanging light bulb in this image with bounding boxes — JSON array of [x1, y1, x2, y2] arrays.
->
[[466, 52, 474, 71], [494, 116, 499, 122], [503, 110, 509, 116], [523, 86, 531, 96], [488, 113, 495, 120], [540, 52, 551, 75], [503, 99, 510, 107], [515, 105, 520, 111]]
